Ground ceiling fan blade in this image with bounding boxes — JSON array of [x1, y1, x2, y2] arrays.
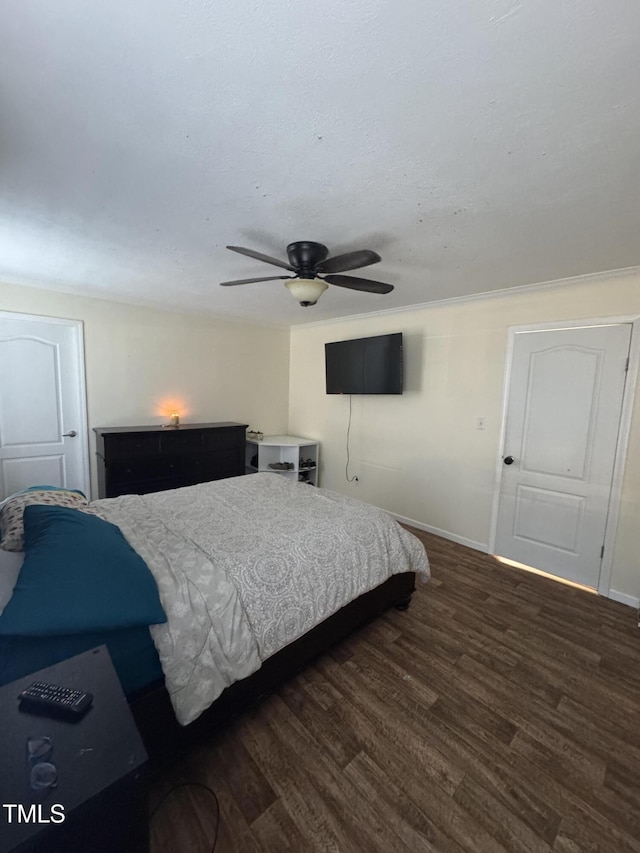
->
[[220, 275, 293, 286], [316, 250, 381, 274], [324, 274, 393, 294], [226, 245, 295, 271]]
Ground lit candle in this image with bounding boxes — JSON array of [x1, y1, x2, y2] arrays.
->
[[169, 411, 180, 426]]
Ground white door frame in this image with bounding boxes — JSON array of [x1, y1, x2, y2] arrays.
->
[[488, 314, 640, 600], [0, 310, 91, 499]]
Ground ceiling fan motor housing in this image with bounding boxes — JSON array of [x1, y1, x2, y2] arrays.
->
[[286, 241, 329, 276]]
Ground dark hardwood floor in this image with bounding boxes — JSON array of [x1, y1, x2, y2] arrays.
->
[[149, 529, 640, 852]]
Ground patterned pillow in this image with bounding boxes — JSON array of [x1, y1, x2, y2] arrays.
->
[[0, 489, 96, 552]]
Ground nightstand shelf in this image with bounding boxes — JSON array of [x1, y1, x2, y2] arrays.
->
[[246, 435, 319, 486]]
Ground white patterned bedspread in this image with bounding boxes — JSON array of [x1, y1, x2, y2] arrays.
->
[[94, 473, 429, 725]]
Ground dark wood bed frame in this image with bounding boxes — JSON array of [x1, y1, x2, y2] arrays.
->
[[129, 571, 416, 762]]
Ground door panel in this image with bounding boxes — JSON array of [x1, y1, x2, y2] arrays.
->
[[0, 338, 62, 445], [1, 454, 65, 495], [0, 314, 89, 499], [521, 347, 600, 479], [513, 485, 585, 553], [495, 324, 631, 588]]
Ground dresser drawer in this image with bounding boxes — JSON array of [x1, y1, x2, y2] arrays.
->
[[108, 457, 174, 481], [201, 429, 244, 451], [159, 430, 204, 454], [187, 450, 242, 479], [105, 433, 161, 458]]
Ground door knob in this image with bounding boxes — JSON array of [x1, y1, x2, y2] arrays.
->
[[503, 455, 515, 465], [63, 430, 78, 438]]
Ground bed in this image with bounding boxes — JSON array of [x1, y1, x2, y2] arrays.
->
[[0, 475, 429, 759]]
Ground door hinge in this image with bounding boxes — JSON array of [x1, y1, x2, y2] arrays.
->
[[625, 357, 629, 372], [600, 544, 605, 559]]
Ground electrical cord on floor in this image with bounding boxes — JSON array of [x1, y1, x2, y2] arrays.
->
[[150, 781, 220, 853], [345, 394, 358, 483]]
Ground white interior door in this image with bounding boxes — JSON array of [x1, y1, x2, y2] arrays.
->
[[0, 313, 90, 499], [494, 324, 631, 588]]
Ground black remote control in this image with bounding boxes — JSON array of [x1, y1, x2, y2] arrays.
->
[[18, 681, 93, 719]]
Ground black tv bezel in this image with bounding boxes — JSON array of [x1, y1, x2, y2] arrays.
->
[[324, 332, 403, 395]]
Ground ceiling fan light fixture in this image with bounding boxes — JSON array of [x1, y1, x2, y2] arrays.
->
[[285, 278, 328, 307]]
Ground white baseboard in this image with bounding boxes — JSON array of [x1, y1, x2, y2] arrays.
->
[[390, 511, 639, 612], [608, 589, 640, 610], [389, 512, 488, 554]]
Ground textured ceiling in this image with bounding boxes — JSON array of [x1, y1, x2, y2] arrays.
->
[[0, 0, 638, 327]]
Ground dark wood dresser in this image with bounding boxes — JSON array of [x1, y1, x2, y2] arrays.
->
[[93, 422, 248, 499]]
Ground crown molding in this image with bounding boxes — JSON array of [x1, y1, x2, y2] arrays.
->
[[293, 265, 640, 330], [0, 277, 291, 332], [3, 263, 638, 334]]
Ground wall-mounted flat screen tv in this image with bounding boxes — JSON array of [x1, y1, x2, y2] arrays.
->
[[325, 332, 403, 394]]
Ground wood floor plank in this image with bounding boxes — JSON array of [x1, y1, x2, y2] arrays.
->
[[258, 694, 420, 853], [604, 762, 640, 814], [277, 676, 362, 769], [339, 632, 440, 710], [315, 658, 513, 853], [431, 653, 640, 847], [295, 666, 344, 709], [599, 621, 640, 656], [150, 769, 253, 853], [510, 729, 607, 789], [453, 774, 553, 853], [396, 604, 522, 673], [453, 651, 637, 780], [343, 751, 466, 853], [206, 725, 278, 826], [556, 695, 640, 753], [509, 714, 640, 844], [150, 529, 640, 853], [429, 689, 519, 747], [315, 653, 465, 798], [249, 799, 314, 852], [554, 807, 640, 853], [237, 703, 353, 853], [598, 652, 640, 695], [419, 697, 565, 845]]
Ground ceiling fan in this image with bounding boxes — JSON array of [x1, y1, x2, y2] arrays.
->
[[220, 241, 394, 307]]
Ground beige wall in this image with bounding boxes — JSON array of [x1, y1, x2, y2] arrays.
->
[[2, 273, 637, 602], [288, 270, 640, 604], [0, 282, 290, 496]]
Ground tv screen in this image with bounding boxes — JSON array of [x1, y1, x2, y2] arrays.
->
[[325, 333, 403, 394]]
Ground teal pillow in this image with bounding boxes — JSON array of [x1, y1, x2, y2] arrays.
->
[[0, 485, 87, 507], [23, 485, 86, 497], [0, 505, 166, 636]]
